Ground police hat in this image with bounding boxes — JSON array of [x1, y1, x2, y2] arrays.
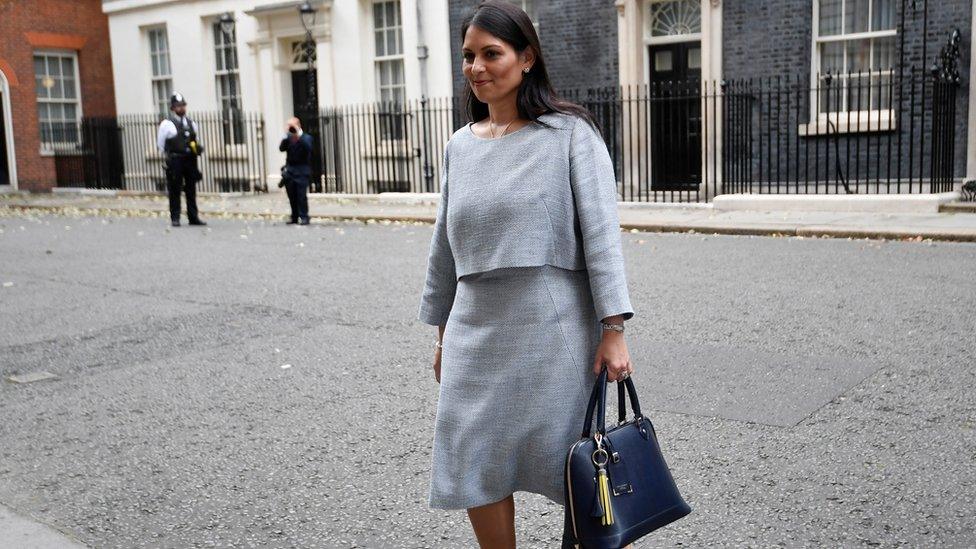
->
[[170, 93, 187, 107]]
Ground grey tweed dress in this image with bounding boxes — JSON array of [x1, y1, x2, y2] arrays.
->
[[418, 112, 634, 510]]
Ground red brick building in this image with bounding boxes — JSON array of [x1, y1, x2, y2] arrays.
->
[[0, 0, 116, 192]]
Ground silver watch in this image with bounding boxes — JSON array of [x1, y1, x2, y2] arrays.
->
[[600, 322, 624, 333]]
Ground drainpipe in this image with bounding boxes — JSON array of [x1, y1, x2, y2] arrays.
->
[[416, 0, 430, 99], [966, 0, 976, 186], [415, 0, 434, 191]]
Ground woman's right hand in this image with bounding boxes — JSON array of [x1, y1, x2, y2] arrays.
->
[[433, 346, 442, 383], [433, 325, 445, 383]]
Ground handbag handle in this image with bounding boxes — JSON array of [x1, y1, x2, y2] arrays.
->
[[581, 367, 644, 438]]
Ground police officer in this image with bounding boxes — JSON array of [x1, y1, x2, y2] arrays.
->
[[156, 93, 206, 227], [279, 116, 313, 225]]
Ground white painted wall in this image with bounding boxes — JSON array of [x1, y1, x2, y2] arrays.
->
[[104, 0, 453, 114], [103, 0, 454, 186]]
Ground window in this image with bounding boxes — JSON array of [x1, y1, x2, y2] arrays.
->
[[291, 40, 316, 66], [148, 27, 173, 118], [33, 51, 81, 149], [373, 0, 405, 140], [814, 0, 896, 115], [213, 21, 244, 144]]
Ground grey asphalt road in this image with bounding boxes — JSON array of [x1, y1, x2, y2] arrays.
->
[[0, 211, 974, 548]]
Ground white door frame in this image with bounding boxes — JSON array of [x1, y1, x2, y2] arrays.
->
[[0, 68, 16, 189], [616, 0, 723, 197]]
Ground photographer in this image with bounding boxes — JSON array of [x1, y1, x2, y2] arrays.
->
[[279, 117, 313, 225], [156, 93, 206, 227]]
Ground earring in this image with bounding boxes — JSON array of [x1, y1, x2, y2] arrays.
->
[[523, 67, 530, 73]]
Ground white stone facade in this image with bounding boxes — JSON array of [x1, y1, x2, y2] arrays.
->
[[102, 0, 453, 185]]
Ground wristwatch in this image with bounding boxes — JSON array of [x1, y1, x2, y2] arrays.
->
[[600, 322, 624, 333]]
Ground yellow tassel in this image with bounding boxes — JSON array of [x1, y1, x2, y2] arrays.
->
[[597, 469, 614, 526]]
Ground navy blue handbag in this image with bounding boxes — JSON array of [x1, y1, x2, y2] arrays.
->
[[563, 368, 691, 548]]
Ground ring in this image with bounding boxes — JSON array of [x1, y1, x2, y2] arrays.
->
[[619, 371, 629, 380]]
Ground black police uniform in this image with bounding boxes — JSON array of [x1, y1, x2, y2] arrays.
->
[[162, 107, 204, 225]]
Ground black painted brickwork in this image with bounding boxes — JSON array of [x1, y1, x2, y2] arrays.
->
[[447, 1, 620, 101]]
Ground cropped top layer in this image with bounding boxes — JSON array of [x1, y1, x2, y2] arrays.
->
[[418, 111, 635, 326]]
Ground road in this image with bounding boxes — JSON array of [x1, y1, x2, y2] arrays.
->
[[1, 211, 974, 547]]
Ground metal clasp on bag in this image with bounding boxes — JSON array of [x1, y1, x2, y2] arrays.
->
[[592, 433, 609, 467]]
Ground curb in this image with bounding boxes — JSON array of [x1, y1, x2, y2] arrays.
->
[[0, 204, 438, 225], [713, 192, 959, 214], [4, 203, 974, 242]]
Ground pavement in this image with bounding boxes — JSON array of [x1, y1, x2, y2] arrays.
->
[[1, 208, 974, 547], [0, 504, 86, 548], [2, 189, 976, 242]]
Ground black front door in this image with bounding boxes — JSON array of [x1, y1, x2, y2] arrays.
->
[[648, 41, 701, 191], [0, 89, 9, 186], [291, 70, 322, 192]]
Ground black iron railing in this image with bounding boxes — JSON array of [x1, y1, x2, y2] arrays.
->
[[53, 110, 267, 193], [305, 97, 460, 194], [52, 66, 961, 202], [304, 65, 961, 202]]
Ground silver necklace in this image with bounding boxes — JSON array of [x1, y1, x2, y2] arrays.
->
[[489, 118, 515, 139]]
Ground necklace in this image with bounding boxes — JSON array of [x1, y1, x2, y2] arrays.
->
[[489, 118, 515, 139]]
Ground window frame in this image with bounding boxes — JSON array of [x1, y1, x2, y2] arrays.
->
[[33, 49, 83, 151], [212, 20, 245, 145], [807, 0, 898, 133], [372, 0, 406, 141], [147, 26, 174, 118]]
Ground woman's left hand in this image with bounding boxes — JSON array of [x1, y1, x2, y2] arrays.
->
[[592, 329, 633, 382]]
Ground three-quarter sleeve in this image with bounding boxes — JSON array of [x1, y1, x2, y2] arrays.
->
[[569, 116, 635, 321], [418, 144, 458, 326]]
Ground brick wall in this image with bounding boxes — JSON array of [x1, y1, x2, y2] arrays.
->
[[447, 0, 619, 116], [723, 0, 973, 180], [0, 0, 116, 191]]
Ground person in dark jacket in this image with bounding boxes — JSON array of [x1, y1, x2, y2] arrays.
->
[[279, 117, 313, 225]]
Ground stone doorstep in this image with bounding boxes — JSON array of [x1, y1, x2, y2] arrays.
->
[[940, 202, 976, 213]]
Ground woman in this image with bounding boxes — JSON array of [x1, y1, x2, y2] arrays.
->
[[417, 2, 635, 547]]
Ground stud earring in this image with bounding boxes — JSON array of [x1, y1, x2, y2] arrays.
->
[[523, 67, 530, 73]]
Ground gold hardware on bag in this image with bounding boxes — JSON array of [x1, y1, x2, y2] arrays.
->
[[591, 446, 615, 526]]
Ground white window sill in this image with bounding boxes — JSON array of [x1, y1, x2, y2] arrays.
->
[[39, 146, 84, 157], [799, 113, 897, 136]]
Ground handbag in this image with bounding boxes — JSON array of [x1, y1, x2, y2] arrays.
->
[[563, 368, 691, 548]]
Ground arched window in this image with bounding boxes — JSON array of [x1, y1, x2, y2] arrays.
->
[[647, 0, 701, 39]]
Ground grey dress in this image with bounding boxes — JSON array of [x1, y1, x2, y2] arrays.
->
[[418, 112, 634, 510]]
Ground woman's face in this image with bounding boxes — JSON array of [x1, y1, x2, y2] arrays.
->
[[461, 25, 533, 106]]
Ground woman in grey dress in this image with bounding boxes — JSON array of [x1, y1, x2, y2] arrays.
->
[[418, 2, 636, 547]]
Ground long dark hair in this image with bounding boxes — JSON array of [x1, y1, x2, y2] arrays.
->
[[459, 0, 597, 131]]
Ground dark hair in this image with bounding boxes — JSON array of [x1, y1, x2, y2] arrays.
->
[[459, 0, 597, 131]]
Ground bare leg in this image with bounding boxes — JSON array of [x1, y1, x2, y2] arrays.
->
[[467, 495, 516, 549]]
